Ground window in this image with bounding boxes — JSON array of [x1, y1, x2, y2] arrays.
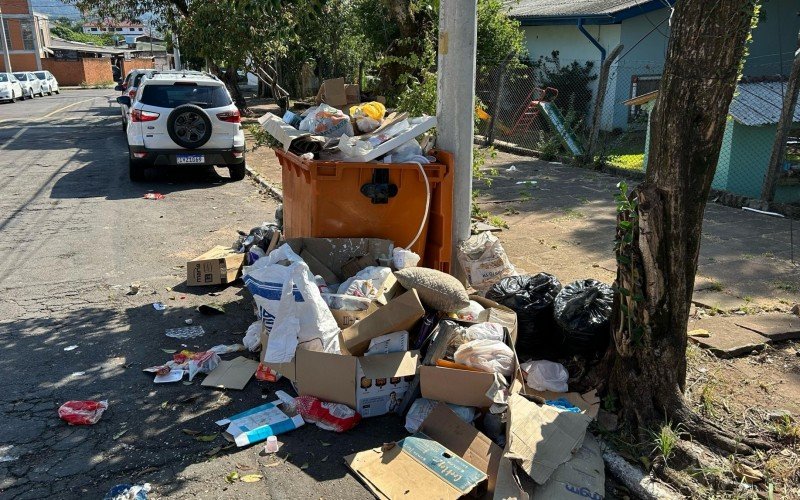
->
[[628, 75, 661, 123], [91, 27, 98, 32], [140, 84, 232, 109], [116, 27, 123, 32], [21, 20, 35, 51]]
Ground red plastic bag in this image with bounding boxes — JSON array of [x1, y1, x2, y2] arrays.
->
[[58, 400, 108, 425], [294, 396, 361, 432], [255, 362, 281, 382]]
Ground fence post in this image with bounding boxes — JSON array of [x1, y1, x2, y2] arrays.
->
[[486, 52, 514, 146], [761, 31, 800, 203], [587, 44, 624, 161]]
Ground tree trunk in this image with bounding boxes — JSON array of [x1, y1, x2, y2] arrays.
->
[[209, 62, 248, 112], [377, 0, 425, 97], [610, 0, 757, 435]]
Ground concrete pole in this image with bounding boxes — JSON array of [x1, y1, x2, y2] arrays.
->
[[436, 0, 477, 280], [172, 33, 181, 70], [0, 5, 12, 72]]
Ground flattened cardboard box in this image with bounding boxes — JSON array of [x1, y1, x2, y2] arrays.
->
[[187, 245, 244, 286], [202, 356, 259, 390]]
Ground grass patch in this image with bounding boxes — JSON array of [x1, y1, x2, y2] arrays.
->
[[650, 420, 686, 466], [608, 153, 645, 171], [700, 381, 717, 418], [772, 416, 800, 443], [773, 281, 799, 293]]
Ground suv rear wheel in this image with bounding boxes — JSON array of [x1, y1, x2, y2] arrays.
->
[[227, 163, 246, 181], [167, 104, 213, 148], [129, 157, 146, 182]]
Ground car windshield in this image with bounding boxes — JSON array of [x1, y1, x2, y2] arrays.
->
[[13, 73, 26, 81], [34, 72, 47, 80], [0, 74, 9, 82], [140, 84, 232, 109]]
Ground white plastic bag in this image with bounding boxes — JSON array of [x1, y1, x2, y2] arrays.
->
[[521, 360, 569, 393], [392, 247, 420, 269], [243, 244, 341, 364], [457, 232, 516, 291], [454, 339, 514, 376], [337, 266, 392, 300], [243, 321, 262, 352], [455, 300, 485, 321], [446, 322, 505, 357], [298, 104, 354, 137], [404, 398, 476, 433]]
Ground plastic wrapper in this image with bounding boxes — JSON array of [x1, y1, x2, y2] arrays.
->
[[521, 360, 569, 392], [453, 339, 514, 376], [103, 482, 151, 500], [255, 362, 281, 382], [455, 300, 485, 322], [392, 247, 420, 269], [446, 321, 505, 359], [553, 279, 614, 354], [243, 321, 262, 352], [486, 273, 563, 355], [299, 104, 354, 137], [321, 293, 372, 311], [383, 139, 424, 164], [58, 400, 109, 425], [187, 351, 221, 381], [338, 119, 411, 159], [294, 396, 361, 432], [458, 232, 516, 291], [337, 266, 392, 300], [404, 398, 476, 433], [350, 101, 386, 133], [233, 222, 281, 263]]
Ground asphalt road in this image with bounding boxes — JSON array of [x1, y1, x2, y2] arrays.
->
[[0, 91, 398, 498]]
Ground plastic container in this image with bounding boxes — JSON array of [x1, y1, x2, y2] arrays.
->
[[275, 148, 453, 272]]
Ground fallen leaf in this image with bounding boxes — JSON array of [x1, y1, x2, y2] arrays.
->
[[206, 445, 223, 457], [300, 462, 309, 470], [135, 466, 159, 477], [732, 462, 764, 483], [236, 463, 254, 471], [113, 430, 127, 440], [195, 434, 218, 442], [181, 429, 201, 436], [688, 329, 710, 338], [177, 395, 199, 404], [160, 401, 169, 409], [182, 381, 193, 386], [321, 455, 328, 462], [264, 461, 281, 467], [320, 441, 331, 447], [225, 471, 239, 484], [240, 474, 263, 483], [161, 348, 177, 354]]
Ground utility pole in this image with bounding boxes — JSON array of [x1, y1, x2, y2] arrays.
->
[[436, 0, 477, 281], [0, 4, 12, 72], [172, 33, 181, 70]]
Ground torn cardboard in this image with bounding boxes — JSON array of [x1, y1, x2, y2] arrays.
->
[[258, 112, 311, 151], [285, 238, 393, 284], [316, 77, 348, 107], [201, 356, 259, 390], [341, 289, 425, 355], [345, 432, 487, 500], [216, 390, 304, 447], [524, 389, 601, 420], [505, 394, 591, 485], [530, 433, 605, 500], [187, 246, 244, 287]]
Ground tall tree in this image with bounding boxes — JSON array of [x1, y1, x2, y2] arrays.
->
[[609, 0, 766, 475]]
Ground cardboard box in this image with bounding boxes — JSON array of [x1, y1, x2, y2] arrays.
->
[[260, 288, 426, 418], [529, 433, 604, 500], [315, 77, 348, 107], [418, 296, 522, 408], [201, 356, 259, 390], [345, 83, 360, 104], [187, 245, 244, 287], [285, 237, 393, 284]]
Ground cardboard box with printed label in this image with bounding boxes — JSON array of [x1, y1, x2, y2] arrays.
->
[[418, 295, 524, 408], [187, 246, 244, 287], [261, 288, 426, 418]]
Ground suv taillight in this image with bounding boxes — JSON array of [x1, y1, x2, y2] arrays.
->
[[131, 109, 160, 122], [128, 88, 137, 98], [216, 110, 241, 123]]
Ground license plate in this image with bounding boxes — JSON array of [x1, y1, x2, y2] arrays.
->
[[177, 154, 205, 164]]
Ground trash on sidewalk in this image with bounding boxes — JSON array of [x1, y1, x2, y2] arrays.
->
[[64, 345, 78, 351], [404, 397, 475, 434], [216, 390, 304, 447], [295, 395, 362, 432], [127, 283, 140, 295], [554, 279, 614, 354], [152, 302, 166, 311], [58, 400, 109, 425], [243, 321, 262, 352], [153, 368, 184, 383], [187, 245, 245, 287], [457, 231, 516, 291], [201, 356, 259, 390], [263, 435, 280, 454], [142, 193, 164, 200], [505, 393, 591, 485], [103, 482, 151, 500], [165, 326, 204, 339], [520, 360, 569, 393]]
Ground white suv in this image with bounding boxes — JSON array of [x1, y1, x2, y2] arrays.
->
[[118, 72, 246, 182]]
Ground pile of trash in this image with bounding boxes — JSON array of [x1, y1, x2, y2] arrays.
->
[[259, 78, 437, 163]]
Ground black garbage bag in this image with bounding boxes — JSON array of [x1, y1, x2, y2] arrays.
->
[[485, 273, 563, 356], [553, 279, 614, 354]]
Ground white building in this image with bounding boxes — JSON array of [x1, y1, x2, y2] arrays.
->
[[82, 20, 147, 45]]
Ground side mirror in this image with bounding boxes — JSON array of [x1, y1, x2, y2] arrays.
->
[[114, 84, 124, 91], [116, 95, 131, 106]]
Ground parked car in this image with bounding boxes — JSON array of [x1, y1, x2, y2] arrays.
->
[[13, 72, 44, 99], [33, 71, 60, 95], [116, 68, 156, 130], [118, 72, 245, 182], [0, 72, 24, 103]]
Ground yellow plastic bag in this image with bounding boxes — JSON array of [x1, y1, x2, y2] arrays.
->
[[350, 101, 386, 133]]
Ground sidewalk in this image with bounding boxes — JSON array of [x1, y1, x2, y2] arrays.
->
[[245, 141, 800, 312]]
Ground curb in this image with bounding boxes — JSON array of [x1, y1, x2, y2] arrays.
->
[[245, 164, 283, 202]]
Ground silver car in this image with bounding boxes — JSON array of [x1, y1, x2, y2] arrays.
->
[[33, 71, 60, 95], [0, 73, 24, 103], [13, 72, 44, 99]]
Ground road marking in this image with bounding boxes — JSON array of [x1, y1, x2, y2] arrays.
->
[[0, 127, 27, 151], [39, 96, 102, 119]]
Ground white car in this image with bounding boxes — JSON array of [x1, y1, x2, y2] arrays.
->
[[118, 72, 246, 182], [33, 71, 59, 95], [116, 68, 156, 130], [13, 72, 44, 99], [0, 73, 23, 103]]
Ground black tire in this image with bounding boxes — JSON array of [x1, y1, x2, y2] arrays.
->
[[122, 120, 127, 131], [129, 157, 146, 182], [167, 104, 212, 149], [228, 163, 246, 181], [55, 89, 60, 94]]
